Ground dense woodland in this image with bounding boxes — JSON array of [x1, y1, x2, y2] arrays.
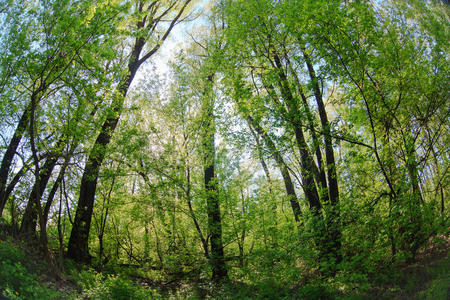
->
[[0, 0, 449, 299]]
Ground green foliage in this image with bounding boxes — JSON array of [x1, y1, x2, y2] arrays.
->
[[419, 277, 449, 300], [185, 279, 338, 300], [418, 255, 450, 300], [294, 284, 337, 300], [68, 267, 159, 299], [0, 0, 448, 298], [0, 241, 61, 300]]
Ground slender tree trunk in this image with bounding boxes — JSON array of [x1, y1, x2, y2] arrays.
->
[[20, 147, 61, 237], [303, 51, 342, 265], [57, 188, 65, 270], [404, 135, 423, 259], [238, 187, 246, 267], [431, 147, 445, 215], [202, 75, 228, 282], [43, 160, 68, 226], [4, 163, 31, 206], [388, 194, 396, 260], [67, 67, 137, 262], [186, 165, 209, 258], [272, 54, 322, 213], [98, 233, 104, 263], [28, 90, 61, 278], [249, 125, 278, 246], [144, 222, 150, 259], [246, 117, 302, 223], [286, 56, 327, 191], [0, 103, 31, 216], [271, 53, 337, 271], [67, 0, 191, 262], [20, 95, 97, 235]]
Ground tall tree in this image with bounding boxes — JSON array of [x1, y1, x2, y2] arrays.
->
[[201, 73, 228, 281], [68, 0, 193, 262], [219, 0, 343, 270], [307, 0, 449, 259], [0, 0, 126, 216]]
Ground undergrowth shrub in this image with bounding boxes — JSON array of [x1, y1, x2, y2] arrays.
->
[[69, 267, 159, 299], [0, 240, 61, 299]]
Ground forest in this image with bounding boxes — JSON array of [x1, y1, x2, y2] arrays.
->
[[0, 0, 448, 299]]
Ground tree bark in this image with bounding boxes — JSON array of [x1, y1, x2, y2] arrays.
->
[[19, 143, 62, 237], [4, 163, 30, 206], [0, 104, 30, 216], [303, 50, 342, 265], [246, 116, 303, 223], [67, 66, 136, 262], [186, 165, 209, 258], [272, 54, 322, 213], [202, 74, 228, 282]]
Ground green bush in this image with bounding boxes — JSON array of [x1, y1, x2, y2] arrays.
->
[[69, 267, 159, 299], [0, 241, 61, 299], [295, 284, 335, 300], [103, 276, 151, 300], [418, 254, 450, 300], [418, 277, 449, 300]]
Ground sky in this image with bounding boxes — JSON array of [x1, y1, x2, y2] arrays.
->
[[132, 0, 212, 91]]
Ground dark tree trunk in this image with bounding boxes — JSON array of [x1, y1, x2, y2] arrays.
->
[[203, 75, 228, 282], [303, 51, 342, 266], [20, 96, 96, 237], [272, 54, 322, 213], [28, 89, 61, 278], [67, 68, 136, 262], [67, 0, 191, 262], [286, 56, 328, 193], [246, 116, 302, 223], [20, 146, 61, 237], [67, 110, 124, 262], [0, 104, 31, 216], [4, 164, 30, 205], [98, 233, 104, 263], [43, 163, 67, 226], [271, 53, 340, 271]]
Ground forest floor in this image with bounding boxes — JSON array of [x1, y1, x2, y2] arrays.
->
[[0, 236, 448, 299], [358, 236, 449, 300]]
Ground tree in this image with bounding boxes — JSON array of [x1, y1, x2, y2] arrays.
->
[[218, 0, 343, 271], [306, 0, 449, 260], [0, 0, 127, 218], [201, 73, 228, 281], [68, 0, 193, 262]]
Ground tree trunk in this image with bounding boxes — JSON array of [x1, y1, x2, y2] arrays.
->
[[202, 75, 228, 282], [272, 53, 338, 271], [67, 65, 137, 262], [249, 125, 278, 246], [43, 161, 67, 226], [186, 165, 209, 258], [303, 50, 342, 266], [246, 116, 302, 223], [0, 103, 30, 216], [404, 134, 423, 259], [3, 163, 30, 210], [272, 54, 322, 213], [20, 147, 61, 237], [67, 0, 191, 261]]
